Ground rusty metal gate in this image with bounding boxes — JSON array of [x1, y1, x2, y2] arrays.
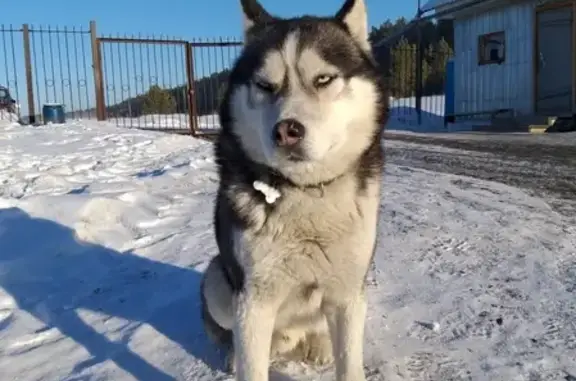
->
[[95, 36, 195, 134], [94, 35, 242, 135], [187, 39, 242, 135]]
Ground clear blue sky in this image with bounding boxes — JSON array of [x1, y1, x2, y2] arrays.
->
[[3, 0, 417, 38]]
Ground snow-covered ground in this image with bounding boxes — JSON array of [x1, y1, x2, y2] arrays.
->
[[0, 109, 21, 126], [0, 119, 575, 381], [387, 95, 446, 132], [111, 113, 220, 132], [387, 95, 496, 133], [386, 128, 576, 146]]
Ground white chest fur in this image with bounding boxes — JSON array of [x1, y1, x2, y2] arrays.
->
[[237, 175, 381, 293]]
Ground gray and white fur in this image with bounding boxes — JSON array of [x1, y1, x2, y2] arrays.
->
[[200, 0, 388, 380]]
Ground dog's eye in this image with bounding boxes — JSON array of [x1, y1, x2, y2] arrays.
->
[[253, 78, 276, 93], [313, 74, 337, 88]]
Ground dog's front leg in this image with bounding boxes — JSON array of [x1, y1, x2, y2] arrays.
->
[[233, 289, 277, 381], [324, 291, 367, 381]]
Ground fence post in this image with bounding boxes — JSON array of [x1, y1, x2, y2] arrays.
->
[[22, 24, 36, 124], [572, 0, 576, 115], [185, 43, 199, 136], [415, 16, 423, 126], [90, 21, 105, 121]]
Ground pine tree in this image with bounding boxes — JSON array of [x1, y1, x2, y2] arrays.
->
[[391, 38, 432, 98], [217, 82, 228, 106], [421, 46, 432, 92], [142, 85, 177, 115], [425, 38, 454, 95], [431, 38, 453, 77]]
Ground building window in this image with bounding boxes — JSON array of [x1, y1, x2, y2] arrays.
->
[[478, 31, 505, 65]]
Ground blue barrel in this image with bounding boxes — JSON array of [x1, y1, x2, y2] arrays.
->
[[42, 103, 66, 124], [444, 59, 455, 125]]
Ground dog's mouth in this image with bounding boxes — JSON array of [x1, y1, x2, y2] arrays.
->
[[278, 145, 307, 162], [286, 152, 306, 162], [280, 140, 338, 163]]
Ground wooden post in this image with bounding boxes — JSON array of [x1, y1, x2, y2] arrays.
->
[[533, 6, 539, 114], [415, 12, 423, 126], [185, 43, 199, 136], [90, 21, 105, 121], [22, 24, 36, 124]]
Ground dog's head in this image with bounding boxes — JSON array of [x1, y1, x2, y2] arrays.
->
[[222, 0, 386, 186]]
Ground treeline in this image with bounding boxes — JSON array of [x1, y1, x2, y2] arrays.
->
[[106, 17, 455, 117], [371, 17, 454, 98], [106, 70, 229, 118], [385, 37, 453, 98]]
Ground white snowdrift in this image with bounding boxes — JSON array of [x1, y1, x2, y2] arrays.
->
[[0, 109, 20, 128]]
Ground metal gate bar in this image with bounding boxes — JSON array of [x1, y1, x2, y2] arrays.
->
[[96, 36, 194, 134]]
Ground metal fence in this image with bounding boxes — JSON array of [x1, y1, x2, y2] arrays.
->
[[93, 30, 243, 135], [1, 19, 454, 135], [0, 20, 244, 135], [1, 25, 24, 121], [190, 39, 243, 133], [28, 25, 94, 123], [1, 24, 94, 124], [96, 36, 192, 133], [376, 38, 454, 129]]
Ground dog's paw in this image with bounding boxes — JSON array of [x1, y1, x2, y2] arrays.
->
[[271, 330, 303, 357], [224, 346, 236, 374], [295, 333, 334, 366]]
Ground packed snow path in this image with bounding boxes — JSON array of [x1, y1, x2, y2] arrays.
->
[[0, 120, 575, 381], [385, 132, 576, 219]]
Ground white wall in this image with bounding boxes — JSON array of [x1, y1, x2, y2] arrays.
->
[[453, 0, 536, 116]]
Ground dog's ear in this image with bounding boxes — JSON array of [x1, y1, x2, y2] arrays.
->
[[335, 0, 370, 51], [240, 0, 275, 41]]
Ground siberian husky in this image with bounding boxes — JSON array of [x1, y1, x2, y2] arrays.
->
[[200, 0, 388, 379]]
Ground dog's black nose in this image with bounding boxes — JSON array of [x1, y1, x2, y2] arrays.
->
[[273, 119, 305, 147]]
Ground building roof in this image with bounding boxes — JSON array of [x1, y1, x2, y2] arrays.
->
[[420, 0, 462, 12], [420, 0, 495, 13]]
